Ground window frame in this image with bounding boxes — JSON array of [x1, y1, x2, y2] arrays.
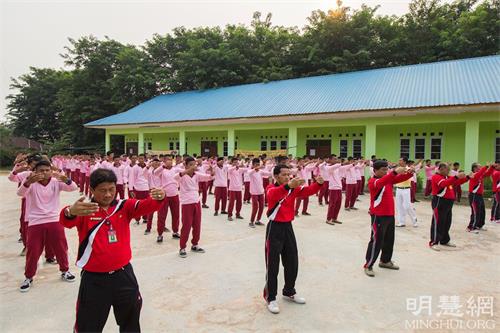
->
[[400, 137, 410, 159], [430, 136, 442, 160], [352, 139, 362, 158], [339, 139, 349, 158], [414, 137, 426, 160]]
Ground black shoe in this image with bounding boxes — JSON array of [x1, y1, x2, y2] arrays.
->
[[214, 212, 218, 216], [351, 207, 358, 210], [61, 271, 76, 282], [202, 204, 209, 209], [144, 229, 151, 235], [221, 211, 228, 215], [302, 212, 311, 216], [164, 227, 170, 233], [172, 232, 180, 239], [179, 248, 187, 258], [414, 199, 420, 202], [18, 237, 23, 243], [255, 221, 265, 226], [236, 215, 244, 220], [142, 219, 148, 224], [191, 246, 205, 253], [249, 222, 256, 228], [45, 258, 57, 265], [157, 235, 163, 243]]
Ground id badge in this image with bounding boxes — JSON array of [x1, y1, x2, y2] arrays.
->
[[108, 230, 118, 243]]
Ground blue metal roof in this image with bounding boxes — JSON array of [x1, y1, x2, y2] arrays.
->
[[86, 55, 500, 127]]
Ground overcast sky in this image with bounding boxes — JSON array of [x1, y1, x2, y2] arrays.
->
[[0, 0, 448, 121]]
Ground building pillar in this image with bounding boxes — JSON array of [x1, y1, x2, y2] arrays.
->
[[227, 129, 235, 156], [464, 120, 479, 171], [105, 130, 110, 153], [364, 124, 377, 159], [179, 130, 186, 155], [288, 126, 298, 157], [138, 132, 144, 154]]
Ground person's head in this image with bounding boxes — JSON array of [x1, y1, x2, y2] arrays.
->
[[372, 160, 389, 178], [434, 161, 441, 167], [347, 156, 353, 163], [113, 156, 121, 165], [33, 160, 53, 182], [273, 164, 290, 185], [425, 159, 431, 166], [90, 169, 117, 207], [471, 163, 481, 173], [437, 162, 450, 176], [452, 162, 460, 170], [252, 158, 260, 167], [216, 157, 224, 167], [184, 157, 196, 172], [152, 158, 161, 169], [106, 151, 114, 160], [138, 154, 145, 164], [163, 154, 173, 167], [371, 155, 376, 161], [495, 161, 500, 171], [408, 160, 414, 166], [27, 153, 43, 169], [399, 157, 408, 167], [130, 154, 138, 164], [231, 157, 239, 166]]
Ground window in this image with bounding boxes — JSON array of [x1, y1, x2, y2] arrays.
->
[[430, 138, 442, 159], [146, 142, 152, 151], [176, 142, 180, 151], [270, 140, 277, 151], [280, 140, 288, 150], [169, 142, 174, 150], [235, 141, 238, 150], [339, 140, 348, 158], [415, 138, 426, 159], [496, 137, 500, 162], [352, 139, 362, 158], [400, 138, 410, 159], [223, 142, 228, 156], [261, 141, 267, 151]]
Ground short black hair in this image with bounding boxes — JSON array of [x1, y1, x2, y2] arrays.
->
[[425, 159, 431, 163], [471, 163, 479, 172], [400, 157, 409, 163], [106, 151, 113, 156], [27, 153, 43, 164], [453, 162, 460, 167], [184, 156, 195, 165], [90, 168, 117, 189], [217, 157, 224, 162], [373, 160, 388, 171], [273, 164, 289, 175], [252, 158, 260, 164], [438, 162, 448, 170], [33, 160, 51, 170], [231, 157, 238, 163]]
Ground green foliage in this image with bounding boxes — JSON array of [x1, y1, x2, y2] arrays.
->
[[5, 1, 499, 150]]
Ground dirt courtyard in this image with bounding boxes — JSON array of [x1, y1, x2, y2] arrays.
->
[[0, 175, 498, 332]]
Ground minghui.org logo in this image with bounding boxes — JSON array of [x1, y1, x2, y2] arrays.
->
[[404, 295, 496, 330]]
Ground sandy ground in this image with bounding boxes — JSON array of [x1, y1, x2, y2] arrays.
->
[[0, 174, 498, 333]]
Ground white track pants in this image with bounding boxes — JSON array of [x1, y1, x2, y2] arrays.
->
[[396, 188, 417, 225]]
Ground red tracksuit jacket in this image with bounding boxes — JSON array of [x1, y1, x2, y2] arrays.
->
[[368, 171, 413, 216], [468, 166, 494, 195], [492, 170, 500, 193], [431, 174, 469, 200], [266, 182, 321, 222], [60, 197, 163, 272]]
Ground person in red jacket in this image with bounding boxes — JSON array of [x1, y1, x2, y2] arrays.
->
[[490, 161, 500, 223], [363, 160, 414, 277], [263, 164, 323, 314], [467, 163, 494, 232], [429, 163, 470, 251], [60, 168, 165, 333]]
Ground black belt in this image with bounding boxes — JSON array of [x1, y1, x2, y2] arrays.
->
[[83, 263, 130, 275]]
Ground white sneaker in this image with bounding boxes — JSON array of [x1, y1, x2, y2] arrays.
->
[[413, 223, 419, 228], [19, 278, 32, 292], [466, 228, 479, 234], [479, 226, 488, 231], [283, 295, 306, 304], [430, 244, 441, 251], [441, 242, 457, 248], [267, 300, 280, 314], [396, 224, 406, 227], [61, 271, 76, 282]]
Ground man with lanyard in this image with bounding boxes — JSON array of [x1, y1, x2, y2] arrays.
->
[[263, 164, 323, 314], [60, 168, 165, 332]]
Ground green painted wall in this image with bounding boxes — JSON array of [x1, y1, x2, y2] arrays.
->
[[376, 123, 466, 163], [105, 110, 498, 163], [236, 129, 288, 151], [478, 121, 500, 164], [297, 126, 365, 157]]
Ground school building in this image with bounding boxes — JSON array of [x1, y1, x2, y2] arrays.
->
[[86, 55, 500, 170]]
